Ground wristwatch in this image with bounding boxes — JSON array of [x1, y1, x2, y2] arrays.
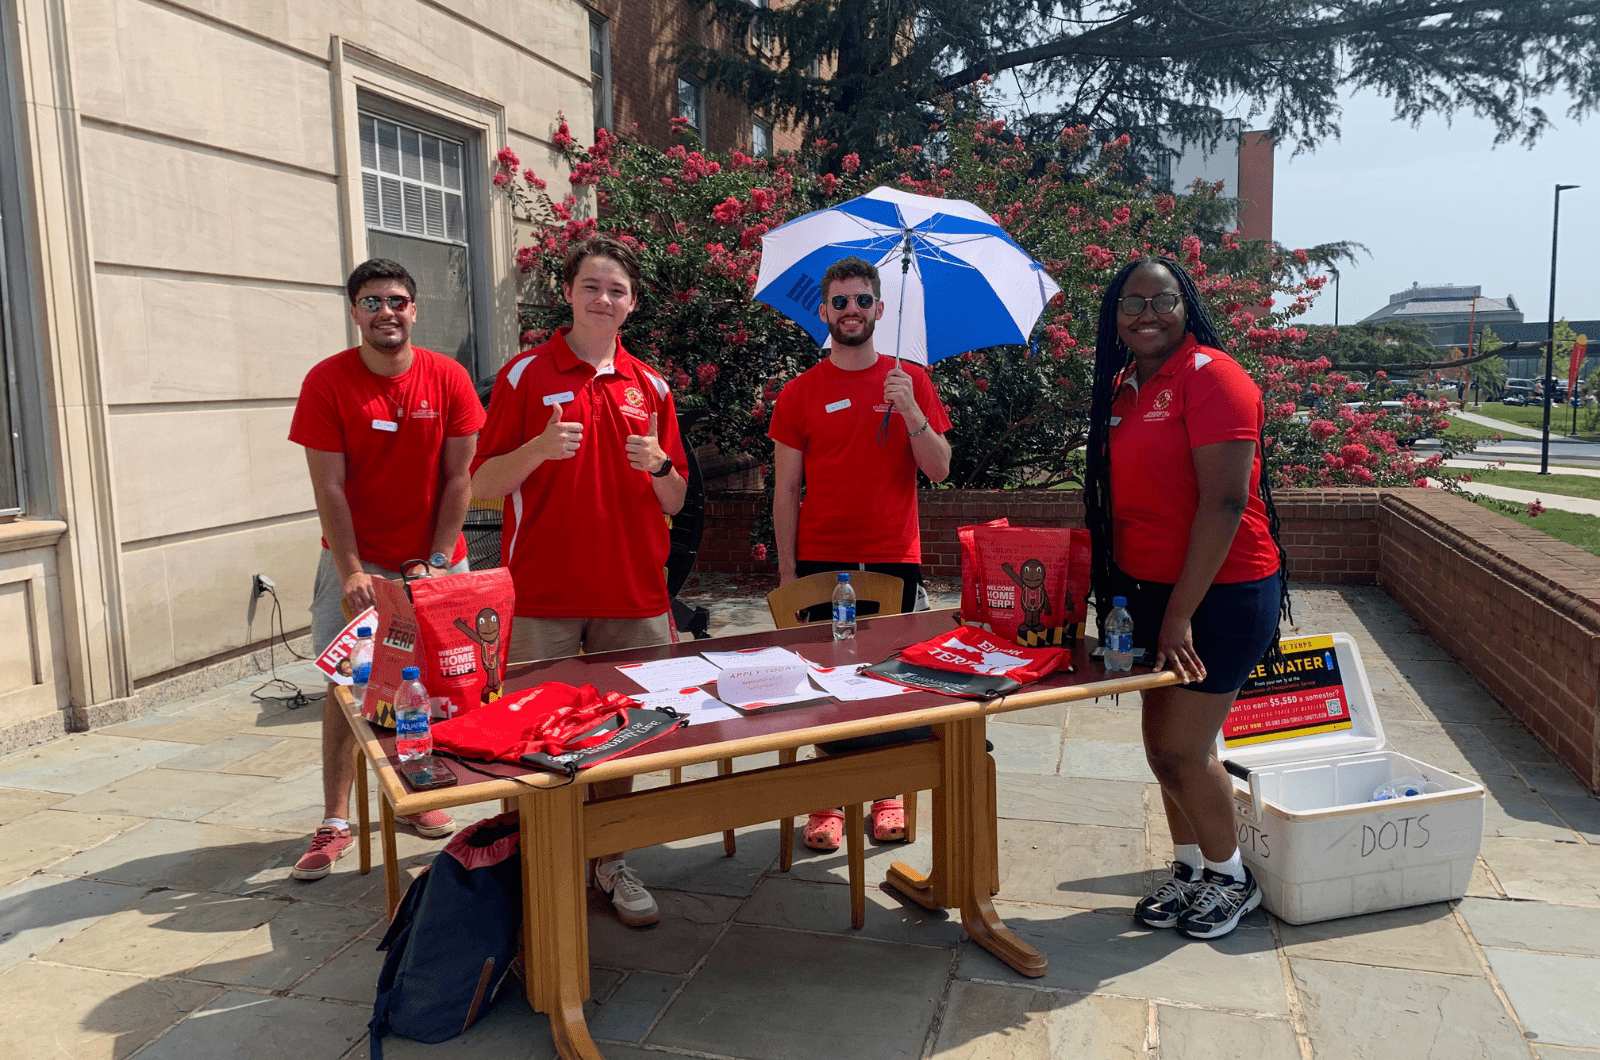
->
[[651, 456, 675, 479], [428, 551, 449, 569]]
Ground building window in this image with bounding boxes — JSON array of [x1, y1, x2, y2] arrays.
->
[[1152, 149, 1174, 189], [590, 16, 613, 133], [677, 76, 705, 139], [751, 119, 772, 157], [359, 111, 478, 370]]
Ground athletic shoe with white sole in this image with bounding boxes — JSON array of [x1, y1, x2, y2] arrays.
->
[[292, 825, 354, 880], [1135, 860, 1199, 929], [1177, 866, 1262, 939], [399, 809, 455, 838], [594, 859, 660, 927]]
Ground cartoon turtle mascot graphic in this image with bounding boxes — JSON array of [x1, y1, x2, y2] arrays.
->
[[452, 607, 504, 703], [1000, 558, 1053, 641]]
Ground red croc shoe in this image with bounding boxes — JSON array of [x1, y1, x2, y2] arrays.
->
[[802, 809, 845, 852], [871, 798, 907, 842]]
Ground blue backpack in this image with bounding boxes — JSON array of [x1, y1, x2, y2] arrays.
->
[[368, 811, 522, 1058]]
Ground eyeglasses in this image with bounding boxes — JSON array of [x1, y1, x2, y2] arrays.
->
[[1118, 292, 1181, 316], [356, 295, 414, 312], [829, 293, 876, 310]]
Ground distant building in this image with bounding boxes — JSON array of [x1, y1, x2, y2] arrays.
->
[[1357, 284, 1597, 380], [1154, 120, 1275, 241]]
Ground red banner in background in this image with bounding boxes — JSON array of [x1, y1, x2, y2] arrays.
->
[[1569, 337, 1589, 396]]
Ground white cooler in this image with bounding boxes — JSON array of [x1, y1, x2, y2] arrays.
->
[[1216, 632, 1486, 925]]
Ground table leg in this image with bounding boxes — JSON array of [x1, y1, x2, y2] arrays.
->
[[522, 785, 601, 1060], [379, 795, 400, 918], [354, 747, 371, 877], [777, 747, 798, 873], [717, 758, 736, 856], [948, 717, 1045, 977], [845, 802, 865, 929]]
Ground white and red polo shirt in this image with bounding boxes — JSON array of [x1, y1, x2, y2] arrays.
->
[[1108, 334, 1279, 584], [473, 329, 687, 618]]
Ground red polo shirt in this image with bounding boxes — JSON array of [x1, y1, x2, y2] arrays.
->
[[473, 329, 687, 618], [1108, 335, 1278, 584], [289, 347, 484, 571], [768, 354, 951, 564]]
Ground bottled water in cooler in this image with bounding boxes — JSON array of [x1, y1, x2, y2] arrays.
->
[[394, 666, 433, 761], [1103, 596, 1134, 672]]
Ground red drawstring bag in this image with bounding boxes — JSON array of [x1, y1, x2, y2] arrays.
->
[[958, 519, 1090, 646], [864, 625, 1074, 698], [431, 682, 686, 775]]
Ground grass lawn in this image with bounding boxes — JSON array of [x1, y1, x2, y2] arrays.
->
[[1440, 419, 1504, 444], [1461, 468, 1600, 503], [1469, 495, 1600, 557], [1464, 401, 1600, 441]]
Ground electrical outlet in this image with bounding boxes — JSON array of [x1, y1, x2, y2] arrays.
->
[[252, 573, 276, 598]]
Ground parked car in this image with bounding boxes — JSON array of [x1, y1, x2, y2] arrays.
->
[[1502, 378, 1536, 405]]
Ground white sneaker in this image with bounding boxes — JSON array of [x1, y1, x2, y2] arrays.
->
[[595, 859, 659, 927]]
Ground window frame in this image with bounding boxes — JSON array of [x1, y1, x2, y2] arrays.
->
[[676, 74, 706, 140], [354, 90, 493, 379], [590, 15, 613, 133], [751, 118, 773, 157]]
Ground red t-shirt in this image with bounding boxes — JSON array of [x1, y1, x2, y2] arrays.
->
[[768, 355, 952, 563], [289, 347, 484, 572], [472, 329, 687, 619], [1108, 335, 1279, 584]]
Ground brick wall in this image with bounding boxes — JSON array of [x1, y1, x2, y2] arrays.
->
[[698, 487, 1600, 793], [1379, 489, 1600, 794], [701, 487, 1382, 583]]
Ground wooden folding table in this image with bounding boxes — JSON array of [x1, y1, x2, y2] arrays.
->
[[339, 610, 1175, 1060]]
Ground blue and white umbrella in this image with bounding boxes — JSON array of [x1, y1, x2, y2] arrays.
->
[[753, 185, 1061, 365]]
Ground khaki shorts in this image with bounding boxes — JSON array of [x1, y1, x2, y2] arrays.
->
[[309, 549, 469, 655], [507, 613, 672, 665]]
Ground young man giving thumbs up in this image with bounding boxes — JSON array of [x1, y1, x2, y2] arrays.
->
[[472, 235, 686, 926]]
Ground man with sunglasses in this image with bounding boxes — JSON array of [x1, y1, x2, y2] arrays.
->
[[287, 258, 484, 881], [768, 256, 953, 848]]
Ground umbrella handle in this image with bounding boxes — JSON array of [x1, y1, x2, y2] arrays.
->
[[880, 245, 912, 444]]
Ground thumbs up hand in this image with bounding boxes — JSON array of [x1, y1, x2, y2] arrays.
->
[[532, 402, 582, 461], [625, 412, 667, 474]]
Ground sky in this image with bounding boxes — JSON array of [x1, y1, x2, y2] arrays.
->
[[1271, 89, 1600, 328]]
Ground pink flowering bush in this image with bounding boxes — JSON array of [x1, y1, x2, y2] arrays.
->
[[495, 111, 1471, 495]]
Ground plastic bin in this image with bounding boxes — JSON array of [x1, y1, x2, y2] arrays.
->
[[1216, 633, 1485, 925]]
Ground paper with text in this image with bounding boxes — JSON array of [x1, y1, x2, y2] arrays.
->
[[616, 655, 723, 692], [806, 662, 910, 702], [634, 687, 743, 725], [716, 664, 820, 708]]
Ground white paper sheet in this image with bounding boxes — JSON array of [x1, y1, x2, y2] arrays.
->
[[701, 645, 810, 670], [633, 687, 743, 725], [715, 664, 822, 709], [614, 655, 723, 692], [805, 662, 911, 702]]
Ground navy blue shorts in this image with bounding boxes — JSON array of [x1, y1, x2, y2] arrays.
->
[[1117, 571, 1283, 694]]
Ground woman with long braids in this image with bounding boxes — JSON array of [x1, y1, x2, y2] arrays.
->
[[1084, 256, 1290, 940]]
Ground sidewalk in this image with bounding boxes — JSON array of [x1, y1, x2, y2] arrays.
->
[[0, 585, 1596, 1058]]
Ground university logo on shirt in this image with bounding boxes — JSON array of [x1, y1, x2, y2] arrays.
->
[[619, 386, 650, 422], [1152, 389, 1174, 411], [413, 397, 440, 420], [1145, 388, 1174, 421]]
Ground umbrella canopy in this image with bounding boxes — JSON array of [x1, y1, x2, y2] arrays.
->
[[754, 186, 1062, 366]]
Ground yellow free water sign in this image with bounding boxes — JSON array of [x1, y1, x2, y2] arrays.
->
[[1223, 634, 1353, 747]]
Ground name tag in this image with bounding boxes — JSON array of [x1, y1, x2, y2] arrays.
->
[[542, 391, 575, 407], [371, 419, 398, 432], [825, 398, 852, 413], [1109, 416, 1122, 426]]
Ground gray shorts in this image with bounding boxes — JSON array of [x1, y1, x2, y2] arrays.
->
[[506, 614, 672, 665], [309, 549, 470, 655]]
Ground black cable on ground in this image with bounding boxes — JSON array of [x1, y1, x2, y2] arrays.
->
[[249, 585, 325, 710]]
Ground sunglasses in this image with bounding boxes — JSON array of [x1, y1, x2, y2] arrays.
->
[[356, 295, 414, 312], [829, 293, 876, 310], [1118, 292, 1181, 316]]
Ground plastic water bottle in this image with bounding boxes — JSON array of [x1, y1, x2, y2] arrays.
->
[[348, 626, 374, 711], [1372, 776, 1441, 802], [831, 572, 857, 640], [1104, 596, 1134, 672], [394, 666, 433, 761]]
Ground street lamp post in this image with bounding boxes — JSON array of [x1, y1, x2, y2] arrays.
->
[[1330, 266, 1340, 327], [1540, 183, 1580, 475]]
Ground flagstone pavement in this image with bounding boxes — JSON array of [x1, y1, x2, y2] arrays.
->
[[1, 584, 1597, 1059]]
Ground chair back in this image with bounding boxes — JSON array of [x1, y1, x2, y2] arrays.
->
[[765, 571, 904, 631]]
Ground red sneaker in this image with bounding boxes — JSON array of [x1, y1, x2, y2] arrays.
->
[[400, 810, 455, 838], [292, 825, 353, 880]]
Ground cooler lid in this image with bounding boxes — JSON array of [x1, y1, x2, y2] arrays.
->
[[1213, 632, 1386, 770]]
